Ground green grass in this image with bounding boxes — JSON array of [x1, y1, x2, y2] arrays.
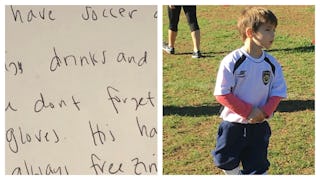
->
[[163, 5, 315, 175]]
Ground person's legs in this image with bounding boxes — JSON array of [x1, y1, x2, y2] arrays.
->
[[183, 6, 201, 57], [191, 30, 200, 52], [167, 6, 181, 49], [168, 30, 177, 49], [212, 121, 247, 174], [240, 122, 271, 175], [163, 29, 176, 54]]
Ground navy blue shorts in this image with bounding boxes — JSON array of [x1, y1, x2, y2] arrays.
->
[[212, 121, 271, 174]]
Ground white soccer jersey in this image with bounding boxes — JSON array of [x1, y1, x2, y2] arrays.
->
[[214, 47, 287, 123]]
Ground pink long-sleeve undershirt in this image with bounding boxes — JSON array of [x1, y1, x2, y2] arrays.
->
[[215, 93, 282, 119]]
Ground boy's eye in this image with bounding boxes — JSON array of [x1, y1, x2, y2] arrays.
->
[[265, 28, 275, 32]]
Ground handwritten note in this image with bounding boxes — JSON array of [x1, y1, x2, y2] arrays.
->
[[5, 5, 157, 175]]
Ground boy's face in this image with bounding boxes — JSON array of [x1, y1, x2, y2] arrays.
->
[[252, 23, 276, 49]]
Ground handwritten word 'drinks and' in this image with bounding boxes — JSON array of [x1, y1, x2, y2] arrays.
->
[[50, 47, 148, 72]]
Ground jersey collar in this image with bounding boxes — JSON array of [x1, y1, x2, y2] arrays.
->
[[240, 47, 265, 63]]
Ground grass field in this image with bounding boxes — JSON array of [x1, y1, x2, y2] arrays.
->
[[162, 5, 315, 175]]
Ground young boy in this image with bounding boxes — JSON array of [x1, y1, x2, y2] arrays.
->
[[212, 7, 287, 175]]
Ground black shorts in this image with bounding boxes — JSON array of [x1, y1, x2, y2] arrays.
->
[[212, 121, 271, 174], [167, 5, 200, 32]]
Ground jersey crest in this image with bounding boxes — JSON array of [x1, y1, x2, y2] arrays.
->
[[262, 71, 271, 85]]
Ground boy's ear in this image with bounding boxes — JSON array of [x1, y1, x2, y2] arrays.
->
[[246, 27, 253, 38]]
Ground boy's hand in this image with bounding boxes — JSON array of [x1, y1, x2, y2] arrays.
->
[[247, 107, 266, 124]]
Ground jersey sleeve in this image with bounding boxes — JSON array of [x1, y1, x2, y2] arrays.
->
[[269, 59, 287, 98], [214, 57, 235, 96]]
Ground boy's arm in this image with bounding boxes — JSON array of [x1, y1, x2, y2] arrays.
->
[[260, 96, 282, 118], [216, 94, 277, 123], [258, 57, 285, 118], [215, 93, 253, 119]]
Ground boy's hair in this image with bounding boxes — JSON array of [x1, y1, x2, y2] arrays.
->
[[237, 7, 278, 41]]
